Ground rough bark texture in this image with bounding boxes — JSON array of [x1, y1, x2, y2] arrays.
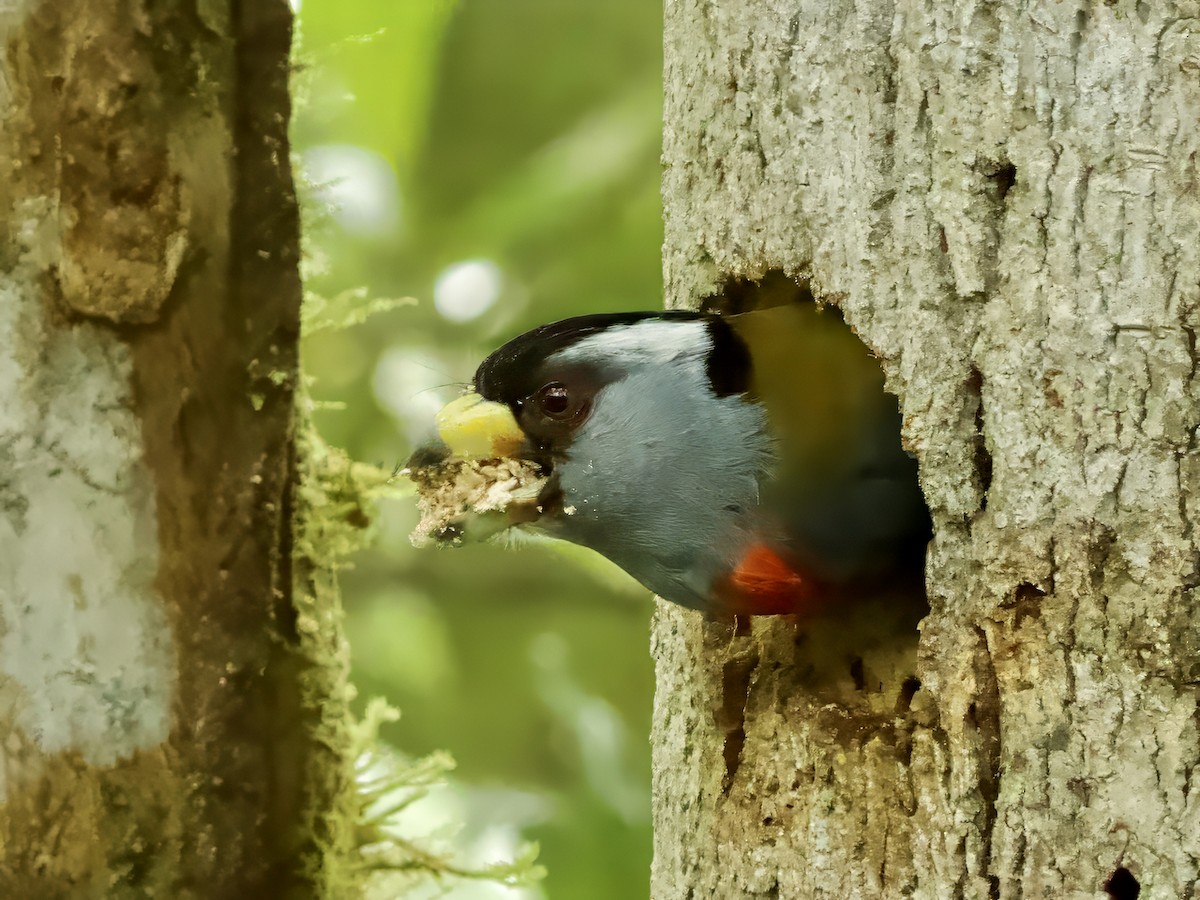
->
[[0, 1, 355, 895], [655, 1, 1200, 897]]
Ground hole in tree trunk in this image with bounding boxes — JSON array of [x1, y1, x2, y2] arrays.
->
[[697, 270, 930, 715], [699, 271, 930, 593]]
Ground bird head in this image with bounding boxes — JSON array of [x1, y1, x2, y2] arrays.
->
[[428, 312, 771, 610], [419, 304, 929, 617]]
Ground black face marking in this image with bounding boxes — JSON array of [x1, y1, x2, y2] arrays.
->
[[704, 316, 752, 397], [516, 362, 603, 452]]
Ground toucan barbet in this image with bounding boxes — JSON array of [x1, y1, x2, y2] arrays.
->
[[413, 302, 930, 619]]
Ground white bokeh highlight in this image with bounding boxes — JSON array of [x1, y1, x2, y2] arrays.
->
[[303, 143, 401, 236], [434, 259, 504, 323], [372, 346, 459, 444]]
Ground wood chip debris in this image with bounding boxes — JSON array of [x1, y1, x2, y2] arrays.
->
[[405, 457, 548, 547]]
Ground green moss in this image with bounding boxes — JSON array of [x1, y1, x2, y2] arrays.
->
[[301, 287, 416, 336], [292, 350, 544, 898], [291, 411, 370, 896], [350, 699, 547, 896]]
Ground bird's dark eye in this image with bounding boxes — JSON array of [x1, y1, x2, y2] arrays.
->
[[536, 382, 572, 417]]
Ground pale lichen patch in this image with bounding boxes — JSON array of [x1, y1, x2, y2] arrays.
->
[[0, 202, 173, 790]]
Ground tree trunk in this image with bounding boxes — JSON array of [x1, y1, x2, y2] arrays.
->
[[0, 2, 354, 895], [655, 1, 1200, 897]]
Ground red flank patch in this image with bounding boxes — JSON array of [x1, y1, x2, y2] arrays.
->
[[721, 544, 815, 616]]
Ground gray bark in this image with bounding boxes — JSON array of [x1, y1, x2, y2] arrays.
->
[[655, 1, 1200, 897], [0, 2, 355, 895]]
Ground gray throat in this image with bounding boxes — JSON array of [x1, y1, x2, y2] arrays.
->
[[540, 363, 770, 610]]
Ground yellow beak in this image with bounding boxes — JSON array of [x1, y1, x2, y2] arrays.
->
[[435, 392, 527, 459]]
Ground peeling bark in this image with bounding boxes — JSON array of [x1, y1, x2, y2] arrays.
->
[[0, 1, 355, 895], [655, 1, 1200, 897]]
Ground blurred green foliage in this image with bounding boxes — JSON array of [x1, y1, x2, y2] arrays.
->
[[293, 1, 663, 897]]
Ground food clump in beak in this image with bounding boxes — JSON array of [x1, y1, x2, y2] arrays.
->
[[404, 392, 547, 546]]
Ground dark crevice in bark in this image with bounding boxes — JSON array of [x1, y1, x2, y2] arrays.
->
[[967, 366, 992, 512], [973, 157, 1015, 294], [1006, 581, 1047, 619], [971, 627, 1003, 893], [895, 676, 921, 714], [849, 656, 866, 691], [1012, 582, 1046, 603], [984, 163, 1017, 203], [733, 613, 752, 637], [1183, 324, 1198, 382], [718, 654, 757, 793], [1105, 866, 1141, 899], [1071, 7, 1089, 55]]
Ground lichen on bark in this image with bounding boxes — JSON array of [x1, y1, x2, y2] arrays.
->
[[0, 0, 362, 895], [655, 0, 1200, 896]]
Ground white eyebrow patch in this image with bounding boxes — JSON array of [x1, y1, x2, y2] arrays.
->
[[554, 318, 711, 368]]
